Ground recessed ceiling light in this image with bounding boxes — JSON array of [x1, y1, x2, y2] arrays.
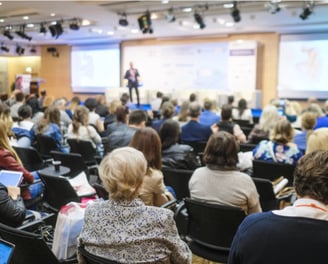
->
[[224, 3, 234, 9], [0, 19, 4, 23], [162, 0, 169, 3], [182, 7, 192, 12], [107, 31, 114, 35], [0, 3, 2, 6], [193, 24, 200, 29], [50, 13, 56, 17], [225, 22, 235, 27], [23, 16, 29, 20], [81, 19, 91, 26], [131, 28, 139, 34], [151, 13, 158, 19], [26, 23, 34, 28]]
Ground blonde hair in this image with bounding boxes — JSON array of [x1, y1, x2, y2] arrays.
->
[[72, 106, 89, 134], [0, 120, 22, 165], [271, 119, 294, 144], [0, 104, 13, 137], [301, 111, 316, 130], [99, 147, 147, 201], [259, 104, 279, 132], [306, 128, 328, 154], [109, 100, 121, 115]]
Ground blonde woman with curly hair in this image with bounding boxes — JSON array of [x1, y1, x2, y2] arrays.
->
[[78, 147, 191, 264]]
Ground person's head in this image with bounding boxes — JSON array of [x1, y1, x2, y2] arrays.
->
[[40, 90, 47, 97], [306, 128, 328, 154], [115, 105, 129, 124], [294, 150, 328, 204], [160, 102, 175, 119], [159, 119, 180, 149], [17, 104, 32, 121], [72, 106, 89, 134], [129, 127, 162, 171], [54, 98, 67, 111], [109, 100, 121, 115], [120, 93, 130, 105], [188, 102, 201, 118], [99, 147, 147, 201], [95, 94, 106, 105], [84, 97, 97, 112], [203, 98, 213, 111], [156, 91, 163, 98], [221, 104, 232, 121], [301, 111, 316, 130], [189, 93, 197, 102], [324, 99, 328, 114], [270, 119, 294, 144], [203, 131, 239, 169], [26, 96, 40, 116], [69, 96, 81, 109], [227, 95, 234, 105], [129, 62, 134, 68], [237, 98, 247, 114], [128, 110, 147, 127], [15, 92, 25, 102], [258, 104, 280, 132], [44, 106, 60, 125], [42, 95, 55, 109], [0, 119, 21, 164], [178, 101, 190, 122], [0, 103, 13, 136], [307, 103, 324, 117]]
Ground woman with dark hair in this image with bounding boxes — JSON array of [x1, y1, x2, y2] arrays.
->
[[232, 98, 253, 124], [130, 127, 173, 207], [253, 119, 303, 165], [189, 131, 261, 214], [12, 104, 35, 147], [159, 119, 200, 170]]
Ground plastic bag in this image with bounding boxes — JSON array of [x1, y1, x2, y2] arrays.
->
[[52, 202, 87, 260]]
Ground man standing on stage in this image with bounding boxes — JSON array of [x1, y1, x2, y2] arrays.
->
[[124, 62, 141, 107]]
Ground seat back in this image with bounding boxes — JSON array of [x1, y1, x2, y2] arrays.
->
[[239, 143, 257, 153], [13, 146, 47, 171], [67, 139, 98, 165], [50, 150, 89, 178], [35, 134, 59, 160], [252, 177, 280, 211], [252, 160, 295, 185], [38, 172, 80, 211], [162, 168, 193, 201], [0, 223, 59, 264], [184, 198, 246, 251], [182, 141, 207, 155]]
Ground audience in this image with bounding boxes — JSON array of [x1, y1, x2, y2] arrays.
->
[[229, 150, 328, 264], [151, 101, 175, 132], [94, 94, 109, 118], [294, 111, 316, 153], [253, 119, 303, 165], [160, 119, 201, 170], [306, 127, 328, 153], [199, 98, 220, 126], [181, 102, 212, 142], [12, 105, 35, 147], [216, 104, 246, 143], [130, 127, 173, 206], [103, 99, 121, 130], [84, 97, 104, 134], [232, 98, 253, 124], [247, 104, 280, 144], [189, 131, 261, 214], [173, 100, 189, 126], [314, 99, 328, 129], [66, 96, 81, 119], [78, 147, 191, 264], [10, 91, 25, 120]]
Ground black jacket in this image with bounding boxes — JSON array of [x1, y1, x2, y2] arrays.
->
[[162, 144, 201, 170], [0, 183, 26, 227]]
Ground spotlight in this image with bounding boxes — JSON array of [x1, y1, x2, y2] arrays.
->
[[39, 22, 47, 34], [49, 22, 63, 39], [0, 44, 9, 52], [119, 13, 129, 26], [15, 26, 32, 41], [231, 2, 241, 22], [16, 45, 25, 56], [166, 8, 176, 23], [194, 12, 206, 29], [267, 1, 281, 14], [30, 47, 36, 53], [138, 11, 153, 34], [3, 30, 14, 40], [300, 2, 314, 20], [69, 19, 80, 30]]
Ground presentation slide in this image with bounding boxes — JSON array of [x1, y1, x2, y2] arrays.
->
[[278, 34, 328, 99], [71, 45, 120, 93]]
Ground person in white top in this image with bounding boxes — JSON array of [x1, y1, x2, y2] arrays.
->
[[232, 98, 253, 124]]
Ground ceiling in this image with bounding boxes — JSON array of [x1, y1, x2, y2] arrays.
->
[[0, 0, 328, 46]]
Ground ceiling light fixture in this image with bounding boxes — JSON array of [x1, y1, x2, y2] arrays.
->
[[119, 13, 129, 26], [138, 11, 153, 34], [0, 43, 9, 52], [15, 25, 32, 41], [16, 45, 25, 56], [3, 29, 13, 40], [300, 2, 314, 20], [69, 19, 80, 30], [48, 21, 63, 39], [39, 22, 47, 34], [194, 12, 206, 29], [267, 1, 281, 14], [166, 8, 176, 22], [231, 1, 241, 22]]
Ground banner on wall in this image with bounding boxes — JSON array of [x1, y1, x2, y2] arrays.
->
[[228, 41, 258, 101], [14, 74, 31, 94]]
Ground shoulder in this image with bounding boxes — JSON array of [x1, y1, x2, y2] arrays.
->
[[237, 212, 274, 234]]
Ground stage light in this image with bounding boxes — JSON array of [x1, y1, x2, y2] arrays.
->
[[3, 30, 13, 40], [267, 1, 281, 14], [231, 2, 241, 22], [16, 45, 25, 56], [69, 19, 80, 30], [49, 21, 63, 39], [15, 26, 32, 41], [119, 13, 128, 26], [0, 43, 9, 52], [39, 22, 47, 34], [166, 8, 176, 23], [194, 12, 205, 29], [138, 11, 153, 34], [30, 46, 36, 53], [300, 2, 314, 20]]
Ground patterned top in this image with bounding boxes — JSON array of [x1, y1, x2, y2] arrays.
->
[[252, 140, 303, 166], [78, 198, 191, 264]]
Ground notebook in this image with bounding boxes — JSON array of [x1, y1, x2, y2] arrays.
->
[[0, 239, 15, 264], [0, 170, 23, 187]]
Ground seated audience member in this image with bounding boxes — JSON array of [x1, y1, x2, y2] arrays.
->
[[189, 93, 197, 103], [150, 91, 163, 119], [84, 97, 104, 134], [253, 119, 303, 165], [95, 94, 109, 118], [26, 94, 43, 124], [0, 183, 26, 227], [199, 98, 220, 126], [229, 150, 328, 264], [66, 96, 81, 119], [103, 109, 147, 154], [103, 99, 121, 130], [172, 100, 190, 126], [130, 127, 172, 206], [10, 91, 25, 120], [67, 106, 102, 150], [33, 106, 67, 152], [189, 131, 261, 214], [232, 98, 253, 124], [294, 111, 316, 153], [247, 104, 280, 144], [160, 119, 201, 170], [53, 97, 72, 128], [151, 101, 175, 132], [104, 105, 129, 137], [78, 147, 191, 264], [12, 105, 35, 147], [285, 100, 302, 128], [216, 104, 246, 143], [181, 102, 212, 142], [306, 127, 328, 153], [313, 99, 328, 129]]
